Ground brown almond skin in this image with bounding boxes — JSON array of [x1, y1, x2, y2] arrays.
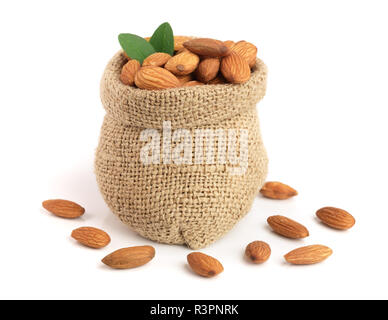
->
[[120, 59, 140, 86], [284, 245, 333, 265], [195, 58, 220, 83], [174, 35, 193, 51], [182, 80, 204, 87], [134, 67, 180, 90], [71, 227, 111, 249], [176, 48, 190, 54], [164, 51, 200, 76], [187, 252, 224, 277], [260, 181, 298, 200], [220, 51, 251, 84], [316, 207, 355, 230], [183, 38, 230, 58], [223, 40, 235, 49], [142, 52, 171, 67], [102, 246, 155, 269], [177, 74, 194, 85], [267, 215, 309, 239], [42, 199, 85, 219], [208, 74, 226, 85], [232, 40, 258, 68], [245, 241, 271, 264]]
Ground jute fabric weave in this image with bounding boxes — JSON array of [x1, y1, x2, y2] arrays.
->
[[95, 51, 268, 249]]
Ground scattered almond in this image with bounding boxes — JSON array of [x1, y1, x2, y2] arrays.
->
[[187, 252, 224, 277], [165, 51, 200, 76], [195, 58, 220, 83], [102, 246, 155, 269], [42, 199, 85, 219], [220, 51, 251, 84], [245, 241, 271, 264], [71, 227, 111, 249], [182, 80, 204, 87], [183, 38, 230, 58], [267, 215, 309, 239], [142, 52, 171, 67], [260, 181, 298, 200], [120, 60, 140, 86], [284, 245, 333, 265], [135, 66, 180, 90], [316, 207, 355, 230], [232, 40, 258, 68]]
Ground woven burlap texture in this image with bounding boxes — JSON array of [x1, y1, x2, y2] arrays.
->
[[95, 51, 268, 249]]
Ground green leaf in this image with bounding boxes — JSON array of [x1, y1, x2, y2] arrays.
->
[[118, 33, 155, 64], [149, 22, 174, 55]]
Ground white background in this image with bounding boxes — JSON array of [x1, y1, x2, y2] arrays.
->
[[0, 0, 387, 300]]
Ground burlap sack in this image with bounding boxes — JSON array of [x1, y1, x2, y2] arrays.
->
[[95, 51, 268, 249]]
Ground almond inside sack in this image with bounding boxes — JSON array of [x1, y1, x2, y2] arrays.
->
[[95, 51, 268, 249]]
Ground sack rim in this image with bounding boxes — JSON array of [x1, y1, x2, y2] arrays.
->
[[100, 51, 267, 129]]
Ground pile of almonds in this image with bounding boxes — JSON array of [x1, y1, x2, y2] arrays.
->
[[120, 37, 258, 90], [42, 181, 355, 277]]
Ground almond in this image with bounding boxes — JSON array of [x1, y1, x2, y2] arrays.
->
[[176, 48, 190, 54], [177, 74, 194, 85], [245, 241, 271, 264], [102, 246, 155, 269], [316, 207, 355, 230], [134, 66, 180, 90], [267, 215, 309, 239], [260, 181, 298, 200], [195, 58, 220, 83], [208, 74, 226, 85], [187, 252, 223, 277], [174, 35, 193, 51], [42, 199, 85, 219], [182, 80, 204, 87], [71, 227, 111, 249], [220, 51, 251, 84], [142, 52, 171, 67], [183, 38, 230, 58], [164, 51, 200, 76], [120, 59, 140, 86], [223, 40, 235, 49], [284, 245, 333, 265], [232, 40, 258, 68]]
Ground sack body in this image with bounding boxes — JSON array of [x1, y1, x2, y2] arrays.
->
[[95, 51, 268, 249]]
